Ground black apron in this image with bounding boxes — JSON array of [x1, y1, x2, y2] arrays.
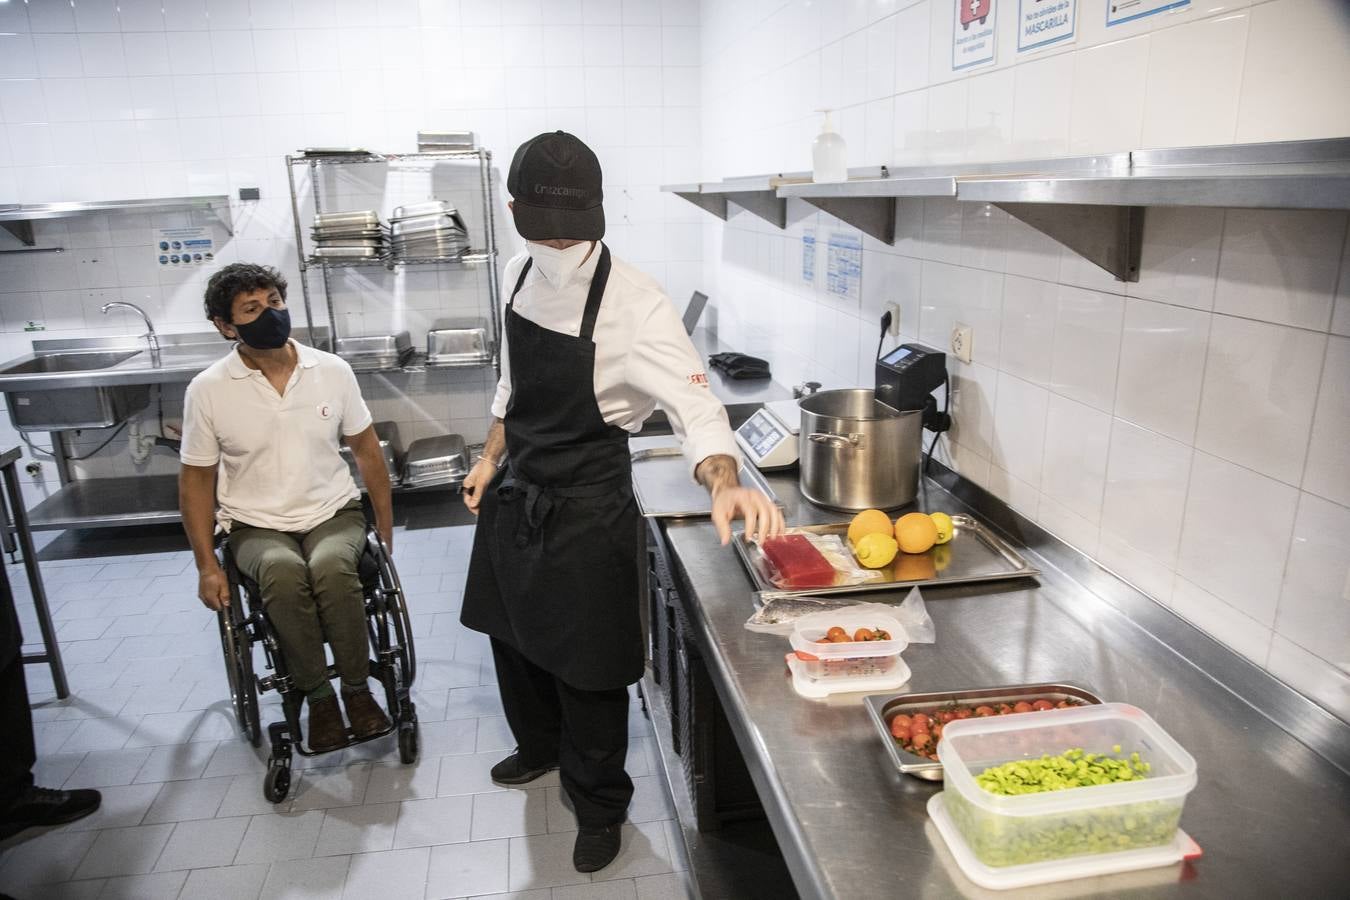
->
[[462, 245, 642, 691]]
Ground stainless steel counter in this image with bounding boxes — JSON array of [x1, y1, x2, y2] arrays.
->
[[0, 332, 240, 392], [657, 470, 1350, 899]]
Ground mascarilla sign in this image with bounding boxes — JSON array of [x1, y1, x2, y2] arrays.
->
[[1018, 0, 1077, 54]]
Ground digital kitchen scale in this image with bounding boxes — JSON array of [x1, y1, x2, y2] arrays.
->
[[735, 398, 803, 470]]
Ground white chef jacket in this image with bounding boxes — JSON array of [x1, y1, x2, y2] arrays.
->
[[492, 244, 741, 477], [180, 340, 372, 532]]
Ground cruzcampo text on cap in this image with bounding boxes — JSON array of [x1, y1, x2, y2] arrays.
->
[[506, 131, 605, 241]]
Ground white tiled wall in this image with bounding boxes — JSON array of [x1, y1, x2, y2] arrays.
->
[[0, 0, 703, 504], [700, 0, 1350, 722]]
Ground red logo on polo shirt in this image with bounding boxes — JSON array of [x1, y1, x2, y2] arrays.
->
[[317, 403, 332, 420]]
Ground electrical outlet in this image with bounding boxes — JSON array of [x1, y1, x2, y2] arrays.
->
[[885, 303, 900, 336], [950, 322, 973, 364]]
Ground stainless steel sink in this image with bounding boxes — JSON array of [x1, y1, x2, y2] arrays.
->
[[0, 349, 141, 376]]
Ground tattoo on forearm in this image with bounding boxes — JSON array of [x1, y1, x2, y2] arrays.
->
[[696, 454, 740, 495]]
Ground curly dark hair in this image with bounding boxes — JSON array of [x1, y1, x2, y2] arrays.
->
[[203, 263, 288, 330]]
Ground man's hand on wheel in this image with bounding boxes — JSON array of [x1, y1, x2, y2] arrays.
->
[[461, 458, 498, 516], [711, 486, 786, 546], [197, 564, 230, 611]]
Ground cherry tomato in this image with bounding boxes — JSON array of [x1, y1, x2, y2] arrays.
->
[[853, 628, 874, 642], [891, 724, 911, 742], [936, 710, 954, 724], [911, 720, 930, 735], [997, 704, 1014, 715], [911, 712, 930, 729], [974, 705, 996, 717], [825, 626, 848, 642], [1057, 700, 1072, 708], [1013, 701, 1034, 714], [932, 722, 943, 739], [955, 708, 974, 719], [1032, 699, 1055, 711], [911, 733, 932, 751]]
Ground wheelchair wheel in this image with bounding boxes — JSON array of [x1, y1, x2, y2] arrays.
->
[[263, 762, 291, 803], [217, 599, 261, 748], [369, 530, 416, 686], [398, 721, 420, 765]]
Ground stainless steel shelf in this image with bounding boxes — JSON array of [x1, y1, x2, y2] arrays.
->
[[665, 139, 1350, 282], [303, 250, 493, 271], [287, 149, 486, 166], [0, 195, 234, 247]]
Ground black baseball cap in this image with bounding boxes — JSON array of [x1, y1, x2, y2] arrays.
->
[[507, 131, 605, 241]]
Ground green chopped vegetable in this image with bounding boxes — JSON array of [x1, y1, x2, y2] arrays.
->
[[974, 747, 1152, 796], [947, 746, 1181, 867]]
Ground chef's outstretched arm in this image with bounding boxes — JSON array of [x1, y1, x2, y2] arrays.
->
[[696, 454, 785, 546], [462, 418, 506, 515]]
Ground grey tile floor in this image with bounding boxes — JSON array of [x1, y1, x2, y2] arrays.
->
[[1, 524, 692, 900]]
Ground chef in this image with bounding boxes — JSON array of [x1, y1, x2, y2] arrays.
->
[[461, 131, 783, 873]]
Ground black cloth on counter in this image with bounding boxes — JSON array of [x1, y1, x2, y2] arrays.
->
[[708, 351, 772, 380]]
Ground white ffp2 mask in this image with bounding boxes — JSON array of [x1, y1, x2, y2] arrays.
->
[[527, 241, 594, 290]]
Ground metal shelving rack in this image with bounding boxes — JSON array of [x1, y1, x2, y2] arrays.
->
[[283, 149, 501, 367]]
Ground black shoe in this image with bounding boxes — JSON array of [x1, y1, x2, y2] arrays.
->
[[0, 786, 102, 840], [573, 823, 622, 872], [489, 751, 557, 786]]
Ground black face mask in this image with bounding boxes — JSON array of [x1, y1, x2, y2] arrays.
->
[[233, 306, 291, 350]]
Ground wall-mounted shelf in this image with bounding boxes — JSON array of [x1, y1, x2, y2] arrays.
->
[[302, 251, 493, 271], [665, 139, 1350, 282], [0, 195, 234, 247]]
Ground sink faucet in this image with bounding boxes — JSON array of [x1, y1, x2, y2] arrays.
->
[[101, 302, 160, 356]]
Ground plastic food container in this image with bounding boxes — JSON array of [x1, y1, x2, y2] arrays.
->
[[937, 703, 1197, 868], [788, 611, 907, 682]]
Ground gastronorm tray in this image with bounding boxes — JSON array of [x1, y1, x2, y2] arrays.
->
[[312, 246, 385, 259], [403, 434, 468, 488], [630, 445, 782, 519], [864, 683, 1105, 781], [426, 317, 491, 366], [732, 516, 1039, 599]]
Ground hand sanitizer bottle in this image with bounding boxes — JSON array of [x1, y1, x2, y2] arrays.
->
[[812, 109, 847, 184]]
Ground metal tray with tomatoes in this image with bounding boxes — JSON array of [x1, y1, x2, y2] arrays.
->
[[862, 683, 1104, 781]]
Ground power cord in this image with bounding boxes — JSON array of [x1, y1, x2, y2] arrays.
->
[[66, 420, 131, 461], [924, 372, 951, 477]]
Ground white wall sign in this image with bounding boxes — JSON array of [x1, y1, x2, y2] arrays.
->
[[1107, 0, 1189, 28], [1018, 0, 1077, 53], [825, 231, 861, 301], [953, 0, 998, 72], [155, 226, 215, 267]]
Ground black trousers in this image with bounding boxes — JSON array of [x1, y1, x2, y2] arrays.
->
[[0, 651, 35, 810], [491, 637, 632, 827]]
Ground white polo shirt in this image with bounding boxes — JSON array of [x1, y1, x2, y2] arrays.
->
[[180, 340, 373, 533]]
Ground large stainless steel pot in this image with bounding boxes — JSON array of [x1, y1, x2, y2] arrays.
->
[[798, 388, 923, 511]]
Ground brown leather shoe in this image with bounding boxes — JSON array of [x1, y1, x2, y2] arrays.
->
[[344, 689, 391, 739], [307, 695, 347, 752]]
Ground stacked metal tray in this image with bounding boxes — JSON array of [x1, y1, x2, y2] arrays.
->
[[417, 130, 475, 152], [425, 317, 491, 367], [389, 201, 469, 262], [335, 332, 413, 372], [402, 434, 469, 488], [311, 210, 386, 261], [337, 421, 403, 488]]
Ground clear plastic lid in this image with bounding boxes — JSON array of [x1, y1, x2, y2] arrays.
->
[[789, 611, 907, 660], [937, 703, 1198, 817]]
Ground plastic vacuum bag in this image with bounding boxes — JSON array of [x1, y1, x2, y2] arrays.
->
[[745, 586, 936, 643]]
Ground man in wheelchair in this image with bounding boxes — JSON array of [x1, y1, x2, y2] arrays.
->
[[178, 263, 396, 753]]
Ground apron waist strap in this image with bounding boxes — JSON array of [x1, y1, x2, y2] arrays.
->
[[497, 470, 630, 548]]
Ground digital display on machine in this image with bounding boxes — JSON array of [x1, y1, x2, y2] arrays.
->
[[738, 410, 785, 458], [881, 346, 913, 366]]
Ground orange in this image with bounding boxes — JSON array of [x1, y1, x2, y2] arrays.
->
[[847, 508, 894, 547], [895, 512, 939, 554]]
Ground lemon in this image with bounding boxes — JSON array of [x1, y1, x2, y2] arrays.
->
[[930, 512, 954, 545], [853, 532, 899, 569], [894, 512, 938, 554], [847, 508, 894, 547]]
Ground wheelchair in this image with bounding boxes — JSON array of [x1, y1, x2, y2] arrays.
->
[[215, 522, 419, 803]]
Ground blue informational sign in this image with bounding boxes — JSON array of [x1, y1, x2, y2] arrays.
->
[[802, 228, 817, 284], [825, 231, 861, 301], [1018, 0, 1077, 54], [1107, 0, 1190, 28]]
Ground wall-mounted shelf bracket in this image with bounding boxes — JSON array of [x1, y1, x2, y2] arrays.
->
[[721, 190, 786, 228], [0, 220, 35, 246], [665, 184, 729, 220], [995, 202, 1144, 283]]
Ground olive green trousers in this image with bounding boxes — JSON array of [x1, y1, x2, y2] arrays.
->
[[228, 501, 368, 694]]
